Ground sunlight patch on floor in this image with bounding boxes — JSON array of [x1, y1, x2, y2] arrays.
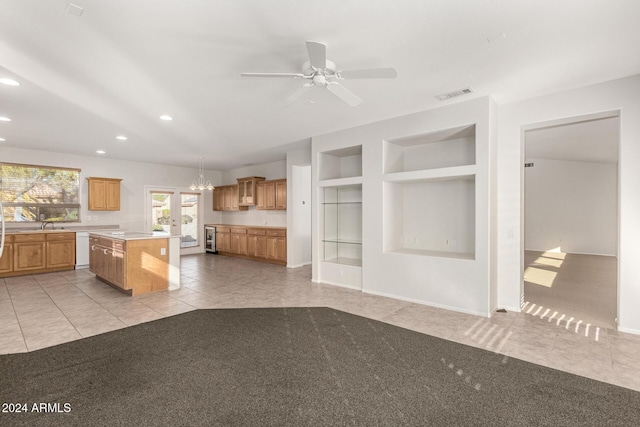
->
[[524, 266, 557, 288]]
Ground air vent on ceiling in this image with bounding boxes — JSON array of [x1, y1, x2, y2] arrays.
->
[[435, 87, 474, 101], [66, 3, 84, 17]]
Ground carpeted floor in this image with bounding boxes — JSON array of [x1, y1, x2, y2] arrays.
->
[[1, 307, 639, 426]]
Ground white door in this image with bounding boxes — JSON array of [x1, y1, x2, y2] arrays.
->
[[145, 187, 204, 255]]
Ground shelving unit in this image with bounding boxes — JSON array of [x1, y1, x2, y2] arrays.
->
[[383, 124, 477, 259], [322, 185, 362, 266]]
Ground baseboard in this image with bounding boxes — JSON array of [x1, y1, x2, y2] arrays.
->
[[318, 280, 361, 291], [362, 288, 490, 318], [617, 326, 640, 336], [525, 248, 616, 257]]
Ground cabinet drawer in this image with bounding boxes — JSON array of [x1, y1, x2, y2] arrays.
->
[[216, 226, 230, 233], [231, 228, 247, 234], [90, 235, 100, 244], [266, 229, 286, 237], [247, 228, 266, 236], [3, 235, 14, 243], [14, 234, 46, 243], [46, 232, 75, 241]]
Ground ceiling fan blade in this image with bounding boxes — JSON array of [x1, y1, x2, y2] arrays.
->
[[326, 82, 362, 106], [286, 84, 313, 104], [306, 41, 327, 69], [338, 67, 398, 79], [241, 72, 307, 78]]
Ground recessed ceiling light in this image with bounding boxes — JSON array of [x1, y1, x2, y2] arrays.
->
[[0, 78, 20, 86], [96, 150, 106, 154], [0, 116, 11, 122], [0, 137, 6, 142], [159, 115, 173, 121], [116, 135, 127, 140]]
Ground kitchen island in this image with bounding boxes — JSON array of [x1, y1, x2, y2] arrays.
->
[[89, 231, 180, 296]]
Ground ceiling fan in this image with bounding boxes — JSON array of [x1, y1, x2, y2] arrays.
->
[[241, 41, 397, 106]]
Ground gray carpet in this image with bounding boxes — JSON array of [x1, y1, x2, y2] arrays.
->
[[1, 307, 639, 426]]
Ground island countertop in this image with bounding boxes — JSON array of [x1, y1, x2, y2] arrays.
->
[[89, 231, 181, 241]]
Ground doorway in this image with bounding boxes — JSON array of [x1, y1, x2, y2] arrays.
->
[[145, 187, 204, 255], [522, 112, 619, 329]]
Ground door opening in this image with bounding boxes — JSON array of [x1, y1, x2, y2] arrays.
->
[[522, 113, 619, 330]]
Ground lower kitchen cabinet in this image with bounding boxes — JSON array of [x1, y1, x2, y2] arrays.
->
[[209, 224, 286, 265], [89, 234, 168, 295], [1, 232, 76, 277]]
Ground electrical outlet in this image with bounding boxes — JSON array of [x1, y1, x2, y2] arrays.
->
[[86, 216, 92, 221], [161, 248, 166, 256], [93, 216, 98, 221]]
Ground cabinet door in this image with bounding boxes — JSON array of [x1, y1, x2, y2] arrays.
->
[[47, 240, 76, 268], [216, 232, 230, 252], [14, 242, 46, 271], [256, 182, 266, 210], [88, 179, 107, 210], [254, 235, 266, 258], [106, 180, 121, 210], [264, 182, 276, 210], [113, 250, 125, 288], [275, 180, 287, 210], [230, 186, 240, 210], [213, 188, 224, 211], [0, 244, 13, 274]]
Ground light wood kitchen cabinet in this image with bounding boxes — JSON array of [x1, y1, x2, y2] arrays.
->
[[213, 185, 248, 211], [87, 177, 122, 211], [247, 228, 266, 258], [0, 235, 14, 274], [257, 179, 286, 211], [90, 234, 168, 295], [275, 180, 287, 210], [1, 231, 77, 277], [215, 226, 231, 251], [46, 233, 76, 269], [13, 233, 47, 272], [266, 229, 287, 263], [237, 176, 265, 206], [230, 227, 248, 255], [210, 224, 285, 265], [213, 187, 224, 211]]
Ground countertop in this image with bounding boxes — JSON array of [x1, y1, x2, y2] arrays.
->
[[89, 231, 181, 241], [207, 224, 286, 229]]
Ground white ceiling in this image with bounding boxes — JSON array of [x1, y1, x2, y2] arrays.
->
[[1, 1, 639, 170]]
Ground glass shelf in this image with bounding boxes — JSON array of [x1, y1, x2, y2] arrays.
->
[[323, 185, 362, 266]]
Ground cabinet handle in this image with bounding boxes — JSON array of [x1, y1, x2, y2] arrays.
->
[[103, 249, 109, 255]]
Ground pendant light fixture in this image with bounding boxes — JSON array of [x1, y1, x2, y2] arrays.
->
[[190, 158, 214, 191]]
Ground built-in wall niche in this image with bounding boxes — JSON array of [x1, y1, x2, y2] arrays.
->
[[318, 145, 362, 181], [383, 176, 476, 259], [322, 185, 362, 266], [384, 124, 476, 174]]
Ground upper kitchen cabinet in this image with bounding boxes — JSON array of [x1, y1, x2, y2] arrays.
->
[[256, 179, 287, 210], [87, 177, 122, 211], [237, 176, 265, 206]]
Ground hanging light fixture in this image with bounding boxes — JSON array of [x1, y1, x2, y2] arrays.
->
[[189, 158, 214, 191]]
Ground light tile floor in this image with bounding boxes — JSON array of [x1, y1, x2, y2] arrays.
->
[[1, 254, 639, 392]]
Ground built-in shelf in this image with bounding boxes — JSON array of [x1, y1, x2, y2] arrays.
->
[[322, 185, 362, 267], [318, 145, 362, 181], [318, 176, 363, 188], [383, 124, 475, 174], [383, 124, 477, 258]]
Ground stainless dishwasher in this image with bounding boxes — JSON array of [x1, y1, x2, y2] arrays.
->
[[75, 231, 90, 269]]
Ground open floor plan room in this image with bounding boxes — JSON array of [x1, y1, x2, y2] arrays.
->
[[1, 254, 639, 393]]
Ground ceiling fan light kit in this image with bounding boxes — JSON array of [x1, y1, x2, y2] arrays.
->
[[241, 41, 397, 106]]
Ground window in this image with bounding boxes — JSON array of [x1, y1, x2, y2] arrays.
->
[[0, 163, 81, 223]]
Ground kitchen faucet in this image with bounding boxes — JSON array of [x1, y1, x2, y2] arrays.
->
[[41, 221, 55, 230]]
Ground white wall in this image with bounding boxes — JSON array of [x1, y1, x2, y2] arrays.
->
[[497, 74, 640, 334], [287, 148, 312, 268], [1, 146, 222, 240], [312, 96, 497, 316], [218, 160, 287, 227], [524, 158, 617, 256]]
